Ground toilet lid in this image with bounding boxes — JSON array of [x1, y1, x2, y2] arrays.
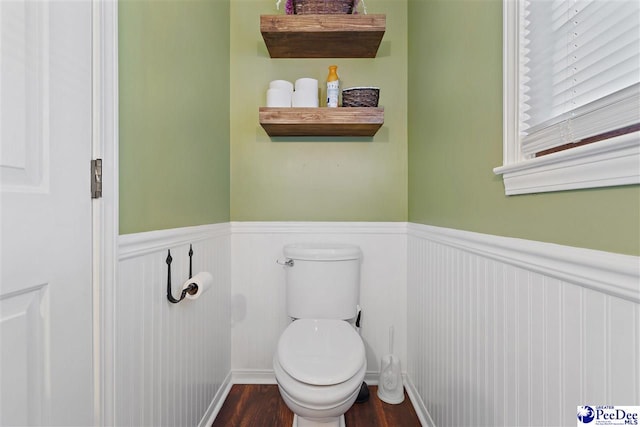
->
[[278, 318, 365, 386]]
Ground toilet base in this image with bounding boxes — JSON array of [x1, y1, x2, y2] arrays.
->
[[293, 414, 346, 427]]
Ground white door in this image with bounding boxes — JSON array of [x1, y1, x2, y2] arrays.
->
[[0, 1, 94, 425]]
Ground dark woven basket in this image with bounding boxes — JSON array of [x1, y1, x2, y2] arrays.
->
[[293, 0, 355, 14], [342, 87, 380, 107]]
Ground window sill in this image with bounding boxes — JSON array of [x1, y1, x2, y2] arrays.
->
[[493, 132, 640, 195]]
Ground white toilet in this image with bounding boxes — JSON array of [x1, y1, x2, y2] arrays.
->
[[274, 243, 367, 427]]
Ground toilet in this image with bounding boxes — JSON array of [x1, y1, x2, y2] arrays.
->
[[274, 243, 367, 427]]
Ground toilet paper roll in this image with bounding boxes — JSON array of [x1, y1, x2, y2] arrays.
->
[[266, 88, 292, 107], [181, 272, 213, 300], [269, 80, 294, 93], [294, 78, 318, 93], [292, 89, 319, 107]]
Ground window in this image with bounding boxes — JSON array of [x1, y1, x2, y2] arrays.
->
[[494, 0, 640, 195]]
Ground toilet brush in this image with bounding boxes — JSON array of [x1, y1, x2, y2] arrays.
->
[[377, 326, 404, 404]]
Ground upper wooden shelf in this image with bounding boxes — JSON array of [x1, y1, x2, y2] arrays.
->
[[260, 14, 386, 58], [259, 107, 384, 137]]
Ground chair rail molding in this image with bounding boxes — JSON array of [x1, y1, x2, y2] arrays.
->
[[119, 223, 231, 260], [231, 221, 408, 235], [407, 223, 640, 304]]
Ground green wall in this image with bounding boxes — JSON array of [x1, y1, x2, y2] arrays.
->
[[407, 0, 640, 255], [118, 0, 639, 255], [119, 0, 230, 234], [230, 0, 408, 221]]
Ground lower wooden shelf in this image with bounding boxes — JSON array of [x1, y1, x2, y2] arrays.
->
[[259, 107, 384, 137]]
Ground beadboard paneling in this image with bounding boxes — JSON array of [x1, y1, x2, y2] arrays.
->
[[407, 224, 640, 427], [230, 222, 407, 379], [117, 224, 231, 427]]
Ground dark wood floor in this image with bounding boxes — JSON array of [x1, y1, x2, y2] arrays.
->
[[212, 384, 421, 427]]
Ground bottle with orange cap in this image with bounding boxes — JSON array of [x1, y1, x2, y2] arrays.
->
[[326, 65, 340, 108]]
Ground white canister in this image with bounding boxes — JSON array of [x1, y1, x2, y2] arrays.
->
[[295, 78, 319, 93], [292, 89, 319, 107], [266, 88, 292, 107], [269, 79, 294, 93]]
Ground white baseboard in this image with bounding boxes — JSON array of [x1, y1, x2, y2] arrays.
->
[[199, 371, 233, 427], [403, 374, 436, 427], [229, 369, 382, 386], [232, 369, 277, 384], [364, 372, 379, 385]]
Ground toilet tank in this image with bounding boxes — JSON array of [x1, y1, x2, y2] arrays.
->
[[283, 243, 362, 320]]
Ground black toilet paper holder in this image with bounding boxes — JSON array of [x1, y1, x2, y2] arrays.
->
[[166, 244, 198, 304]]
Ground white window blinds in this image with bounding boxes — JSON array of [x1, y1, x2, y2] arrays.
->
[[519, 0, 640, 156]]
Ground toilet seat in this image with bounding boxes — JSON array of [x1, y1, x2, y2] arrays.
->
[[278, 319, 365, 386]]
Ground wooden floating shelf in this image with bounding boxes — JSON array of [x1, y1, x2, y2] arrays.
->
[[260, 14, 386, 58], [259, 107, 384, 137]]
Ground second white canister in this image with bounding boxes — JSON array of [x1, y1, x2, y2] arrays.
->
[[295, 78, 318, 93], [292, 89, 319, 107]]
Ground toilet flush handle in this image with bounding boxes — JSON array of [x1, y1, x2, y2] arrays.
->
[[276, 258, 294, 267]]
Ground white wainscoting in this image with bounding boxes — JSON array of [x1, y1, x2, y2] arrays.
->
[[230, 222, 408, 382], [117, 224, 231, 427], [407, 223, 640, 427]]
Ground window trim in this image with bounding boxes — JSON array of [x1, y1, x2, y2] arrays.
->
[[494, 0, 640, 196]]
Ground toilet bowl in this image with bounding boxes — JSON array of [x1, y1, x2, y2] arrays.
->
[[274, 318, 367, 427]]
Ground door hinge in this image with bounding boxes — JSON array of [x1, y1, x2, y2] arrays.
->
[[91, 158, 102, 199]]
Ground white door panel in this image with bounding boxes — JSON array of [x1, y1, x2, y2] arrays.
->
[[0, 0, 48, 192], [0, 285, 46, 426], [0, 1, 93, 425]]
